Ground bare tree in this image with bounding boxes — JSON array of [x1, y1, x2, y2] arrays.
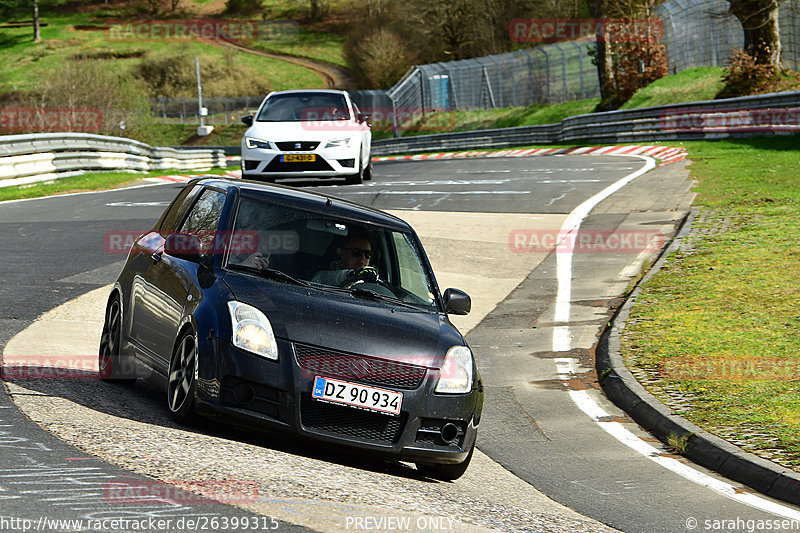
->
[[33, 0, 41, 42]]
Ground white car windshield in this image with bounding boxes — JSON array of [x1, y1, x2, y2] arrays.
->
[[256, 93, 350, 122], [225, 195, 438, 310]]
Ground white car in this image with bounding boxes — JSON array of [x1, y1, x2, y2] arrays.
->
[[241, 89, 372, 184]]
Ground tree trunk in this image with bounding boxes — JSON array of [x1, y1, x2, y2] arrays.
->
[[33, 0, 41, 43], [729, 0, 782, 68], [591, 0, 616, 109]]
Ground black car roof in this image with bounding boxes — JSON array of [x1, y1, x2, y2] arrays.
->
[[190, 177, 412, 231]]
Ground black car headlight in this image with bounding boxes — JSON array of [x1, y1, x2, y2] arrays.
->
[[227, 301, 278, 360], [245, 137, 270, 150], [435, 346, 474, 394]]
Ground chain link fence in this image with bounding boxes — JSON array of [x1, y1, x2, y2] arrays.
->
[[384, 40, 600, 113], [152, 95, 264, 125], [655, 0, 800, 73]]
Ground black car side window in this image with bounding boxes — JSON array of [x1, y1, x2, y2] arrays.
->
[[180, 188, 227, 253], [159, 184, 201, 236]]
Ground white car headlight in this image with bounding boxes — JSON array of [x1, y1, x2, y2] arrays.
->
[[227, 301, 278, 360], [324, 137, 353, 148], [245, 137, 270, 150], [435, 345, 474, 394]]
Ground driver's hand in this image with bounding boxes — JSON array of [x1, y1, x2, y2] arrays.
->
[[241, 252, 270, 269], [346, 266, 378, 284]]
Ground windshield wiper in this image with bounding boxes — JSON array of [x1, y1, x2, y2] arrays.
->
[[227, 264, 310, 287], [337, 287, 421, 310]]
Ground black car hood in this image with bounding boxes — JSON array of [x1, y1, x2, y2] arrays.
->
[[223, 273, 464, 368]]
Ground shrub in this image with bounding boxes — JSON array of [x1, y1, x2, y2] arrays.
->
[[717, 48, 776, 99], [132, 48, 272, 98], [26, 59, 154, 138], [350, 28, 415, 89], [224, 0, 265, 16]]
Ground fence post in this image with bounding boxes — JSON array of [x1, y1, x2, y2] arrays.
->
[[537, 47, 551, 103], [160, 97, 167, 124], [553, 42, 568, 102], [574, 42, 585, 99]]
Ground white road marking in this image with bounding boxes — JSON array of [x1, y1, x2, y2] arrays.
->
[[552, 155, 800, 519], [105, 201, 170, 207], [0, 181, 167, 206], [344, 190, 531, 195]]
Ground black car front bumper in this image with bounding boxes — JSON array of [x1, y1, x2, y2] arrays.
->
[[195, 337, 481, 464]]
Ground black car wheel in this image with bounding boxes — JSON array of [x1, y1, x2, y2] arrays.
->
[[346, 149, 364, 185], [168, 330, 199, 423], [98, 294, 135, 384], [416, 442, 475, 481], [363, 156, 373, 181]]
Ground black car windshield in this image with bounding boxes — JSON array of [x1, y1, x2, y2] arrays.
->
[[225, 195, 437, 310], [256, 93, 350, 122]]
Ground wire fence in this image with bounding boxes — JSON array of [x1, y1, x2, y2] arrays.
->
[[655, 0, 800, 73]]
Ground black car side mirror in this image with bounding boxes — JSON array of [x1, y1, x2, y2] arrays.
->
[[357, 112, 371, 125], [241, 115, 253, 127], [443, 288, 471, 315], [164, 233, 203, 262]]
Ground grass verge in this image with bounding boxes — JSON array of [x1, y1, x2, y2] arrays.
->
[[0, 167, 230, 202], [620, 133, 800, 468]]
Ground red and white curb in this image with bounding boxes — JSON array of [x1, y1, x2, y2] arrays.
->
[[145, 170, 241, 183], [373, 145, 687, 166], [145, 146, 687, 183]]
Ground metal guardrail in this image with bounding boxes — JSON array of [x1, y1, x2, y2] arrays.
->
[[371, 90, 800, 155], [0, 133, 226, 184]]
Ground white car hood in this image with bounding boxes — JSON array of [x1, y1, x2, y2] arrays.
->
[[247, 121, 365, 142]]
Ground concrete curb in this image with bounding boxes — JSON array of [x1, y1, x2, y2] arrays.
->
[[596, 208, 800, 506]]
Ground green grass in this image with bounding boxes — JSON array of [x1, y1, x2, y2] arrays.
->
[[248, 27, 347, 67], [0, 12, 324, 94], [621, 133, 800, 466], [620, 67, 726, 109], [0, 167, 230, 202]]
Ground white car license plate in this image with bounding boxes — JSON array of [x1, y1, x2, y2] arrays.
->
[[312, 376, 402, 416]]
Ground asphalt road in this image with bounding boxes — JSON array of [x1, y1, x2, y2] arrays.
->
[[1, 156, 798, 532]]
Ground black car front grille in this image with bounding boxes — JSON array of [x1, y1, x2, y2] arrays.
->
[[276, 141, 320, 151], [293, 343, 428, 390], [300, 394, 406, 444], [264, 157, 334, 172]]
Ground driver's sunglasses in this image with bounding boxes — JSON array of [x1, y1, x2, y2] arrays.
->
[[343, 247, 372, 259]]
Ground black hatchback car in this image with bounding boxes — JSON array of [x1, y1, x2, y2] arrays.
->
[[99, 177, 483, 480]]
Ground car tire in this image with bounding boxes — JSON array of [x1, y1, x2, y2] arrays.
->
[[415, 442, 475, 481], [167, 330, 200, 424], [363, 155, 373, 181], [98, 294, 136, 384], [346, 150, 364, 185]]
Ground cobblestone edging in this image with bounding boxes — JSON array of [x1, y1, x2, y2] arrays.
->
[[597, 209, 800, 506]]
